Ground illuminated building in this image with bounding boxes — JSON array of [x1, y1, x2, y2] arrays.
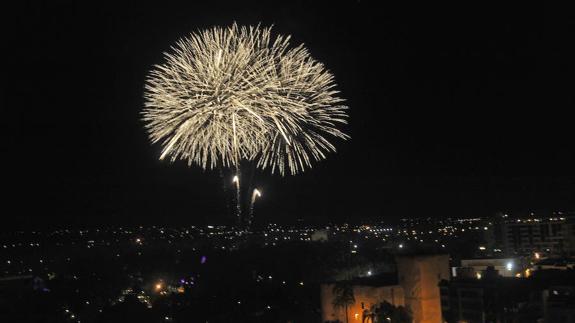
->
[[453, 257, 524, 278], [488, 213, 575, 256], [396, 254, 450, 323], [320, 276, 404, 323], [321, 254, 449, 323]]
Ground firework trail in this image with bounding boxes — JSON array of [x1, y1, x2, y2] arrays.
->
[[232, 174, 241, 225], [248, 188, 262, 228]]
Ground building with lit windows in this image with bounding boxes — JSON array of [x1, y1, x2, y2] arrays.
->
[[453, 257, 526, 278], [488, 213, 575, 256]]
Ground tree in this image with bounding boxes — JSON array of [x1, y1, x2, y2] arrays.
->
[[371, 301, 412, 323], [332, 282, 355, 323]]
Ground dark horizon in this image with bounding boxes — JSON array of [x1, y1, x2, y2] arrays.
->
[[3, 2, 575, 229]]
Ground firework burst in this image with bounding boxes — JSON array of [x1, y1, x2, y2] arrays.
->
[[142, 23, 348, 175]]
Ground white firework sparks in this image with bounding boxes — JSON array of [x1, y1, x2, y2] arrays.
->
[[232, 174, 241, 222], [142, 23, 348, 175], [248, 188, 262, 228]]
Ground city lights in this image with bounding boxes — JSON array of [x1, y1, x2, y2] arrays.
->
[[2, 216, 574, 322], [4, 4, 573, 323], [506, 262, 513, 271]]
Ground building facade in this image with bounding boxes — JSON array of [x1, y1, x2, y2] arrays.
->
[[488, 214, 575, 256], [320, 283, 405, 323], [439, 273, 540, 323], [396, 254, 450, 323], [321, 254, 450, 323]]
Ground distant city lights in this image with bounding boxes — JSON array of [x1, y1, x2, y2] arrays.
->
[[506, 262, 513, 271]]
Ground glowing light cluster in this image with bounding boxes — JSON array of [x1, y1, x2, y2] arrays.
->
[[142, 23, 348, 175]]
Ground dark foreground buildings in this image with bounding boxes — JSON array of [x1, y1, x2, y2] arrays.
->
[[322, 255, 575, 323], [440, 268, 575, 323], [320, 213, 575, 323], [321, 254, 450, 323]]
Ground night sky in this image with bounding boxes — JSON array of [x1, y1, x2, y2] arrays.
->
[[3, 2, 575, 228]]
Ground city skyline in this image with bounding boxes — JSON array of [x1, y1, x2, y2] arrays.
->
[[3, 2, 575, 229]]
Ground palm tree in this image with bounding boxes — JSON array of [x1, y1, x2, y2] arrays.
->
[[332, 282, 355, 323]]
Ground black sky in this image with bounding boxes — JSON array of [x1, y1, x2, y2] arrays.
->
[[3, 2, 575, 228]]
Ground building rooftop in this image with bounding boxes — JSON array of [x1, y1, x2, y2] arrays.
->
[[323, 272, 399, 287]]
